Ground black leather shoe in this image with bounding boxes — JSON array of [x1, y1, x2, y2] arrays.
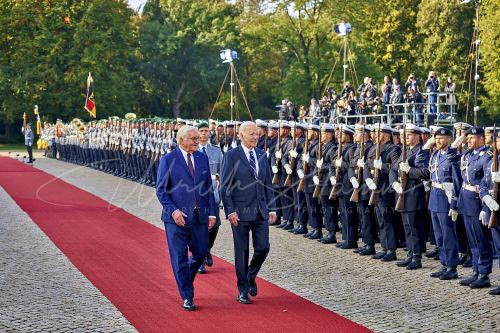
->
[[335, 242, 346, 248], [425, 248, 438, 258], [183, 298, 196, 311], [381, 251, 397, 262], [469, 274, 490, 289], [371, 251, 387, 260], [206, 252, 213, 267], [198, 262, 206, 274], [459, 272, 478, 286], [359, 246, 376, 256], [293, 226, 308, 234], [319, 234, 337, 244], [237, 292, 251, 304], [353, 247, 362, 253], [308, 230, 323, 240], [439, 267, 458, 280], [489, 286, 500, 295], [338, 242, 357, 250], [430, 266, 447, 278], [283, 221, 295, 230], [396, 257, 412, 267], [276, 221, 288, 228], [458, 253, 468, 265], [406, 259, 422, 270], [303, 230, 314, 238], [248, 281, 258, 297], [462, 257, 473, 268]]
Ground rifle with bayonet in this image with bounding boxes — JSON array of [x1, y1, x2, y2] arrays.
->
[[272, 122, 282, 185], [313, 130, 323, 198], [489, 124, 499, 228], [329, 123, 344, 200], [395, 123, 407, 210], [350, 122, 365, 203], [297, 129, 310, 193], [368, 123, 382, 206], [284, 126, 297, 186]]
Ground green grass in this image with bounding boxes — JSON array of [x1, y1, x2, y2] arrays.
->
[[0, 144, 26, 151]]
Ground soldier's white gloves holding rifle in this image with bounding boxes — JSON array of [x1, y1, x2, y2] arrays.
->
[[483, 195, 499, 212]]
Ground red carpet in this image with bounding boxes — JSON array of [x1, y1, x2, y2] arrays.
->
[[0, 157, 371, 333]]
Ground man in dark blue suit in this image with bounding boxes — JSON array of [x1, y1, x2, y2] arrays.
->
[[220, 121, 277, 304], [156, 125, 217, 311]]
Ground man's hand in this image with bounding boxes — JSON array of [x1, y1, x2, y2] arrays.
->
[[491, 171, 500, 183], [392, 181, 403, 194], [356, 158, 364, 169], [483, 195, 500, 212], [373, 158, 383, 170], [334, 158, 342, 168], [365, 178, 377, 191], [208, 217, 216, 230], [172, 209, 187, 227], [479, 211, 487, 226], [313, 175, 320, 185], [399, 162, 410, 173], [228, 212, 240, 226], [272, 165, 279, 174], [268, 212, 277, 224], [284, 164, 293, 175], [275, 150, 282, 159], [302, 154, 309, 164], [297, 169, 305, 179], [451, 133, 466, 149], [289, 149, 298, 158], [316, 158, 323, 169], [448, 209, 458, 222], [423, 137, 436, 150], [350, 177, 359, 189]]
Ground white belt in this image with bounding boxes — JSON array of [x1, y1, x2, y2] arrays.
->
[[463, 184, 478, 193], [432, 182, 444, 190]]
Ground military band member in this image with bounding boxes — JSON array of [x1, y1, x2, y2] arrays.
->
[[456, 127, 494, 289], [390, 124, 430, 269], [426, 127, 462, 280]]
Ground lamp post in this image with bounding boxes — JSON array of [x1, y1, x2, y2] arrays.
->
[[334, 23, 352, 87], [220, 49, 238, 121], [462, 0, 480, 126]]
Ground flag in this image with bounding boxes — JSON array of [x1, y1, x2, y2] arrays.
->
[[85, 72, 96, 118], [36, 113, 41, 135]]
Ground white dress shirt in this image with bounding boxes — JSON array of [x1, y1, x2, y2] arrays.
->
[[179, 146, 195, 171]]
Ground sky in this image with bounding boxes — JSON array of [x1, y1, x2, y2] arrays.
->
[[127, 0, 146, 10]]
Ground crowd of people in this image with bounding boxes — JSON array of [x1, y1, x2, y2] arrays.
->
[[35, 115, 500, 298], [276, 71, 457, 125]]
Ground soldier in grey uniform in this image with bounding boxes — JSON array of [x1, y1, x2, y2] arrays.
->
[[21, 123, 35, 163]]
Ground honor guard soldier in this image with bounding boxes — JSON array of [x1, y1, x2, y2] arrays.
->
[[479, 130, 500, 295], [256, 119, 268, 150], [456, 127, 494, 289], [390, 124, 430, 269], [349, 124, 376, 255], [426, 127, 462, 280], [313, 123, 337, 244], [330, 124, 357, 248], [484, 127, 495, 148], [364, 123, 401, 262], [297, 122, 322, 239]]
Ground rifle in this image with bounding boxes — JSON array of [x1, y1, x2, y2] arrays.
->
[[297, 129, 310, 192], [222, 123, 228, 152], [329, 123, 344, 200], [284, 126, 297, 186], [489, 124, 499, 228], [368, 123, 382, 206], [395, 123, 407, 210], [350, 123, 365, 203], [313, 130, 323, 198], [272, 122, 282, 185]]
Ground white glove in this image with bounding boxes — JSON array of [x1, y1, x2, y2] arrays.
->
[[231, 140, 237, 148], [289, 149, 298, 158], [266, 149, 270, 158], [330, 176, 337, 185], [316, 158, 323, 169], [302, 154, 309, 164], [479, 211, 487, 226], [284, 164, 293, 175], [374, 158, 383, 170], [423, 137, 436, 150], [451, 133, 466, 149], [297, 169, 305, 179], [350, 177, 359, 189], [423, 180, 431, 192], [275, 150, 282, 159], [448, 209, 458, 222], [491, 171, 500, 183], [483, 194, 500, 212], [356, 158, 364, 169], [365, 178, 377, 191], [313, 175, 320, 185], [334, 158, 342, 168], [442, 182, 453, 203], [392, 181, 403, 194], [272, 165, 279, 174], [211, 174, 217, 180], [399, 162, 410, 173]]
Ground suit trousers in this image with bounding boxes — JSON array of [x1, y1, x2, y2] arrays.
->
[[164, 216, 208, 300], [358, 201, 376, 246], [430, 211, 459, 268], [340, 196, 358, 245], [375, 199, 397, 250], [231, 219, 270, 294], [463, 214, 493, 274], [401, 210, 426, 257]]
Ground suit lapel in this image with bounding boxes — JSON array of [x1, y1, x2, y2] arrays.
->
[[175, 148, 193, 179], [237, 145, 253, 174]]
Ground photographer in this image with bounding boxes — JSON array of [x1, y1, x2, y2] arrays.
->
[[424, 71, 439, 114], [444, 77, 456, 116], [405, 73, 420, 92], [381, 75, 392, 106], [404, 87, 424, 125], [341, 81, 354, 99], [389, 84, 403, 123], [319, 95, 332, 122]]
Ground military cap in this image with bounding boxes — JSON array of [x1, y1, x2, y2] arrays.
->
[[256, 119, 268, 128], [484, 127, 495, 134], [420, 126, 430, 134], [296, 122, 308, 130], [371, 123, 392, 134], [269, 121, 279, 130], [309, 123, 320, 131], [465, 126, 485, 136], [281, 121, 291, 129], [321, 123, 335, 133], [225, 121, 235, 128], [197, 122, 209, 129], [355, 123, 371, 133], [434, 127, 452, 137], [404, 123, 422, 134], [339, 124, 354, 135], [453, 122, 472, 131]]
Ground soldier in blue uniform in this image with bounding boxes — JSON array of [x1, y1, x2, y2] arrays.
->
[[425, 127, 462, 280], [21, 123, 35, 163], [479, 130, 500, 295], [390, 124, 430, 269], [256, 119, 268, 150], [457, 127, 494, 288]]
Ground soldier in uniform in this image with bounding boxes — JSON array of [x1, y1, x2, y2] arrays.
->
[[479, 130, 500, 295], [256, 120, 268, 150], [196, 122, 223, 274], [426, 127, 462, 280], [390, 124, 430, 269], [349, 124, 377, 255], [364, 123, 401, 262], [21, 123, 35, 163], [456, 127, 494, 289]]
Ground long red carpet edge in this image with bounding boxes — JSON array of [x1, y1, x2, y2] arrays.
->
[[0, 157, 371, 333]]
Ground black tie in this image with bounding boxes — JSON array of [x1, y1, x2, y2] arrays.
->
[[202, 146, 207, 155], [249, 150, 257, 178]]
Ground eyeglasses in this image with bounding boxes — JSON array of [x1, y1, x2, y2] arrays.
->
[[187, 136, 200, 141]]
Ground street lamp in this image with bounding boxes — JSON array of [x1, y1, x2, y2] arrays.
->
[[334, 23, 352, 87]]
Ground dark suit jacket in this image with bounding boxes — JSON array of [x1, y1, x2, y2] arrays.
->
[[220, 145, 276, 222], [156, 148, 217, 225]]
